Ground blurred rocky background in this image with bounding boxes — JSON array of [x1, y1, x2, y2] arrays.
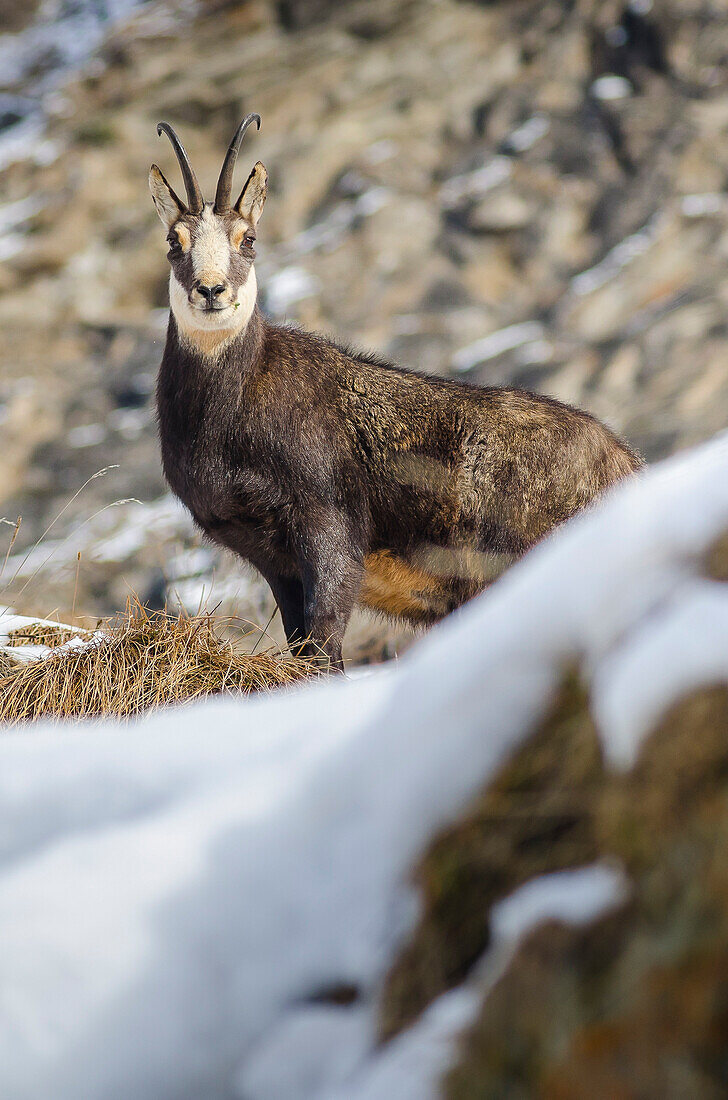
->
[[0, 0, 727, 659]]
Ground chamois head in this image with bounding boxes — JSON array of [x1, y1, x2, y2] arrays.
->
[[149, 114, 267, 344]]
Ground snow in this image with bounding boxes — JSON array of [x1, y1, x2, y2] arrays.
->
[[2, 488, 256, 618], [0, 612, 95, 665], [66, 423, 107, 449], [0, 612, 80, 646], [325, 988, 479, 1100], [0, 0, 161, 171], [591, 75, 633, 101], [439, 156, 512, 207], [265, 266, 321, 316], [681, 193, 726, 218], [293, 187, 392, 256], [238, 1005, 374, 1100], [452, 321, 545, 372], [363, 140, 397, 166], [592, 580, 728, 767], [321, 865, 626, 1100], [0, 196, 44, 260], [0, 0, 148, 90], [4, 494, 193, 580], [489, 864, 628, 943], [505, 114, 550, 153], [0, 433, 727, 1097], [570, 215, 660, 296]]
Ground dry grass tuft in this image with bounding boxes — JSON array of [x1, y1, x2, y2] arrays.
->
[[0, 650, 18, 676], [0, 601, 319, 725]]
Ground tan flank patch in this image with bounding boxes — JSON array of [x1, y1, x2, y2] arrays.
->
[[360, 550, 447, 623], [412, 543, 514, 586], [390, 452, 455, 496]]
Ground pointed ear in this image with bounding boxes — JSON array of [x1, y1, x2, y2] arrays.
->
[[149, 164, 186, 228], [234, 161, 268, 226]]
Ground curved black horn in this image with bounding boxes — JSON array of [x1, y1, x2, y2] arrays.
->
[[214, 113, 261, 213], [156, 122, 204, 214]]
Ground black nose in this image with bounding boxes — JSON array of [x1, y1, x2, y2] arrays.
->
[[196, 283, 226, 304]]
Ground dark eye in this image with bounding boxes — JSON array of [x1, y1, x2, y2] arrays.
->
[[166, 236, 181, 256], [242, 235, 256, 250]]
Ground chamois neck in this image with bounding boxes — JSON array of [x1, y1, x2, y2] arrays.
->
[[165, 302, 264, 371], [168, 267, 258, 359]]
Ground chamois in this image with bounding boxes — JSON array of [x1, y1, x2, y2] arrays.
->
[[151, 114, 641, 670]]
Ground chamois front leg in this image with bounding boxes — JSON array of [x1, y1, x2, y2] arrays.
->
[[297, 518, 364, 672], [263, 572, 307, 658]]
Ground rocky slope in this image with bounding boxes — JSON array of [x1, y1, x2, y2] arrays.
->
[[1, 0, 727, 658]]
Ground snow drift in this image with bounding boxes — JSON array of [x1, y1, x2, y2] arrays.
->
[[1, 432, 727, 1099]]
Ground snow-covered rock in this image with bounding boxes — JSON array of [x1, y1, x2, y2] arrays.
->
[[0, 432, 727, 1099]]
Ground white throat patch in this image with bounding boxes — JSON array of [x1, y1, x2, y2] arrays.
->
[[170, 267, 257, 357]]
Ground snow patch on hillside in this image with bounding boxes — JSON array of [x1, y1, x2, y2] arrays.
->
[[0, 433, 726, 1098]]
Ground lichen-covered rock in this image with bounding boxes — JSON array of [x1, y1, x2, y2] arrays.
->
[[379, 674, 604, 1040], [443, 687, 728, 1099]]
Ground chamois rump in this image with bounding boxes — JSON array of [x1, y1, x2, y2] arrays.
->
[[150, 114, 641, 670]]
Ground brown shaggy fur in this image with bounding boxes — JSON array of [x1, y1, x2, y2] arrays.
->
[[157, 309, 641, 668]]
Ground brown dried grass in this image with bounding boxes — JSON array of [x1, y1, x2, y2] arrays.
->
[[0, 601, 319, 725]]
